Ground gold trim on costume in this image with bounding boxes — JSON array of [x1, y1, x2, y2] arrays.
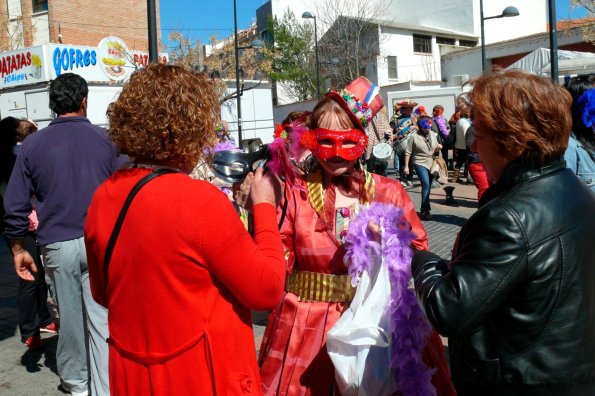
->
[[306, 168, 376, 217], [306, 170, 324, 214], [286, 271, 356, 302]]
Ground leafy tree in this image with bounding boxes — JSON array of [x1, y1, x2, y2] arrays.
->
[[204, 34, 272, 82], [266, 10, 318, 101], [166, 31, 204, 70], [167, 29, 272, 104]]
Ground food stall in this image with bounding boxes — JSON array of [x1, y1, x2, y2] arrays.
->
[[0, 36, 168, 128]]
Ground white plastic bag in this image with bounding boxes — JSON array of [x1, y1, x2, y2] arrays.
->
[[326, 254, 397, 396]]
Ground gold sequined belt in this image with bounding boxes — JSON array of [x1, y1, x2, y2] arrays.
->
[[286, 271, 356, 303]]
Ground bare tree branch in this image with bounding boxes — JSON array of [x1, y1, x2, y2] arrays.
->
[[315, 0, 391, 87], [0, 14, 36, 51], [570, 1, 595, 43]]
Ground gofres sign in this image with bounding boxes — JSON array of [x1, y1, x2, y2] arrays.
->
[[52, 46, 97, 77], [0, 37, 168, 89]]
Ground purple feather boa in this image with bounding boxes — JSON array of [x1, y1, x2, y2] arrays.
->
[[344, 203, 436, 396], [213, 140, 240, 153], [433, 115, 449, 138]]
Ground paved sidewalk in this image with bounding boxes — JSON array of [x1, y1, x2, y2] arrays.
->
[[0, 173, 479, 394], [0, 240, 62, 395], [405, 176, 479, 259]]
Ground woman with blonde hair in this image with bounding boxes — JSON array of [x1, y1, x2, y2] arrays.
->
[[257, 77, 454, 395]]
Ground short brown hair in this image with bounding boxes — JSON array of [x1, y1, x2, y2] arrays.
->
[[16, 119, 37, 142], [459, 107, 472, 119], [108, 64, 218, 171], [470, 70, 572, 165]]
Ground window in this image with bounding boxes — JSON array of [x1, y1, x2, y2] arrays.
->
[[436, 37, 455, 45], [32, 0, 48, 13], [413, 34, 432, 54], [260, 29, 271, 44], [459, 39, 478, 48], [387, 56, 398, 80]]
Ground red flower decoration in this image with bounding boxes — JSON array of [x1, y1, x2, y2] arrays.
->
[[274, 123, 285, 139], [300, 130, 318, 149]]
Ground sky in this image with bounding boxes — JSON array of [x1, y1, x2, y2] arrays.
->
[[159, 0, 589, 47], [160, 0, 267, 46]]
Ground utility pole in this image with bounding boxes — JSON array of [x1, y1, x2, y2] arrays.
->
[[548, 0, 559, 82], [233, 0, 243, 145], [147, 0, 158, 63]]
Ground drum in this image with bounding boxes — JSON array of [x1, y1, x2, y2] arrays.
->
[[372, 142, 393, 165]]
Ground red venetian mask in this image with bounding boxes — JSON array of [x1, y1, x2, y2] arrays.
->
[[303, 128, 368, 161]]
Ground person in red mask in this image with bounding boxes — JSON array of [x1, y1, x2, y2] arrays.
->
[[257, 77, 455, 395]]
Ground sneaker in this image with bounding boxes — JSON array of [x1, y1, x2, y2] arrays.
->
[[58, 383, 88, 396], [40, 322, 58, 334], [406, 180, 413, 187], [25, 335, 43, 350]]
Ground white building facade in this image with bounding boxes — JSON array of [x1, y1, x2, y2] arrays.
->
[[256, 0, 547, 103]]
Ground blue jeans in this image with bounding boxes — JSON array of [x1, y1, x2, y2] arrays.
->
[[414, 164, 432, 212]]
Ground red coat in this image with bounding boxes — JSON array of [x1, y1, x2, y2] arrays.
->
[[85, 168, 285, 395]]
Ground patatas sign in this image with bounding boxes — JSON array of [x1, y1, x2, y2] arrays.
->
[[0, 37, 168, 89]]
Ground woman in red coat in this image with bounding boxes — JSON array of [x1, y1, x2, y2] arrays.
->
[[84, 64, 285, 395]]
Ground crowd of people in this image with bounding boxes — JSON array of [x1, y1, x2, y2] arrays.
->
[[0, 65, 594, 396]]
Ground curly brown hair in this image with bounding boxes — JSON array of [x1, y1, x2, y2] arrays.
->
[[470, 70, 572, 165], [108, 63, 218, 171]]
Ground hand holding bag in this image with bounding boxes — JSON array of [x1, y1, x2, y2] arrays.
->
[[431, 156, 448, 185], [327, 203, 436, 396], [326, 250, 396, 396]]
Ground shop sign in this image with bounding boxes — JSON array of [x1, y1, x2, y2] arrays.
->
[[48, 44, 108, 82], [98, 36, 133, 81], [52, 46, 97, 77], [0, 46, 46, 89], [130, 51, 169, 68]]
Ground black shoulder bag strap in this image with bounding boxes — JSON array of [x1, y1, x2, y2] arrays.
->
[[103, 168, 177, 286], [278, 183, 289, 230]]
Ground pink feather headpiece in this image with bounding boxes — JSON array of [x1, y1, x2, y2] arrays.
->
[[268, 114, 311, 187]]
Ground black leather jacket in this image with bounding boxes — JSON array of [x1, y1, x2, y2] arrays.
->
[[412, 159, 595, 396]]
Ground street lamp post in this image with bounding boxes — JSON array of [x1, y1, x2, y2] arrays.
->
[[548, 0, 558, 81], [480, 1, 519, 73], [233, 0, 243, 145], [147, 0, 158, 63], [302, 11, 320, 99], [233, 0, 263, 148]]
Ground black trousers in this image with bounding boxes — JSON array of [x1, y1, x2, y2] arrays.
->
[[441, 141, 453, 168], [366, 157, 388, 176], [454, 148, 468, 172], [16, 234, 52, 341]]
